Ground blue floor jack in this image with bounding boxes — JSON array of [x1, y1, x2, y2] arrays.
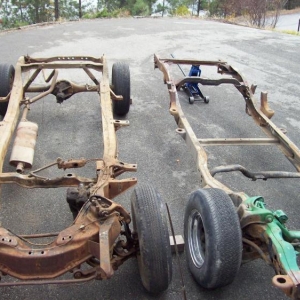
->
[[172, 55, 209, 104], [185, 65, 210, 104]]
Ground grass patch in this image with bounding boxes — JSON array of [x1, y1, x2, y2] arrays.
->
[[277, 29, 300, 35]]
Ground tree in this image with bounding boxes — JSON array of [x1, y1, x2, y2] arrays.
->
[[144, 0, 156, 12], [21, 0, 52, 23], [132, 0, 149, 14], [207, 0, 287, 27], [11, 0, 27, 22], [155, 2, 167, 16], [168, 0, 192, 14], [208, 0, 241, 17], [243, 0, 287, 28], [268, 0, 288, 27], [285, 0, 300, 9], [1, 0, 33, 27], [50, 0, 93, 21], [55, 0, 58, 20]]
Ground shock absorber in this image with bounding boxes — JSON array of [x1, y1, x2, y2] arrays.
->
[[9, 121, 38, 173]]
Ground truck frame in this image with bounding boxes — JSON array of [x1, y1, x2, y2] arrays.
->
[[155, 54, 300, 299], [0, 55, 172, 293]]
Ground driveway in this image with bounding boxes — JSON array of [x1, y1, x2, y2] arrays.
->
[[276, 13, 300, 31]]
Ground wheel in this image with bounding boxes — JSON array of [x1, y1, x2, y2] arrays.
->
[[189, 96, 195, 104], [112, 62, 130, 116], [184, 188, 242, 289], [204, 96, 209, 104], [131, 184, 172, 294], [0, 64, 15, 117]]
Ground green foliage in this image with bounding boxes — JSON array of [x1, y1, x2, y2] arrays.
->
[[155, 3, 164, 13], [112, 8, 131, 17], [168, 0, 195, 15], [82, 13, 93, 19], [174, 5, 190, 15], [278, 29, 300, 35], [96, 8, 110, 17], [0, 0, 229, 28], [95, 7, 126, 18], [15, 20, 30, 27], [25, 0, 53, 23], [0, 0, 33, 28], [59, 0, 79, 19], [131, 0, 149, 15], [208, 0, 223, 17], [82, 8, 129, 19], [200, 0, 209, 10], [168, 0, 181, 12], [0, 0, 95, 29]]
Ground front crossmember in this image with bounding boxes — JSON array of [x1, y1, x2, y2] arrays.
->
[[0, 195, 137, 285]]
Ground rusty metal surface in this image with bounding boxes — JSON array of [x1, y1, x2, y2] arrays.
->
[[0, 56, 137, 284], [154, 54, 300, 299], [273, 273, 300, 299], [154, 54, 248, 204], [154, 54, 300, 202]]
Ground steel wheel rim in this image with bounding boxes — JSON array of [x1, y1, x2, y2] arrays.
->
[[188, 209, 206, 268]]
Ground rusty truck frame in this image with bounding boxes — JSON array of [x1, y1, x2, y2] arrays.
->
[[0, 55, 172, 293], [154, 54, 300, 299]]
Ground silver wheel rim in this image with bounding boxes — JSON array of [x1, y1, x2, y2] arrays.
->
[[188, 209, 206, 268]]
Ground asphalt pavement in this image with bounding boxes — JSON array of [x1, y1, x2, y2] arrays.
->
[[0, 17, 300, 300], [275, 13, 300, 31]]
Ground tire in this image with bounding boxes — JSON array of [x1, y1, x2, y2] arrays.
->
[[131, 184, 172, 294], [0, 64, 15, 117], [112, 62, 130, 116], [184, 188, 242, 289], [189, 96, 195, 104], [204, 96, 210, 104]]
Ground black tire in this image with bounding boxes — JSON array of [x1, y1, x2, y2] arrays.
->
[[184, 188, 242, 289], [0, 64, 15, 117], [131, 184, 172, 294], [112, 62, 130, 116]]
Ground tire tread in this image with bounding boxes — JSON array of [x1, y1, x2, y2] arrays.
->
[[184, 188, 242, 288], [0, 64, 15, 117], [131, 183, 172, 294], [112, 62, 130, 116]]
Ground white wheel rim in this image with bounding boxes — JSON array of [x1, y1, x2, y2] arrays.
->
[[188, 209, 206, 268]]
